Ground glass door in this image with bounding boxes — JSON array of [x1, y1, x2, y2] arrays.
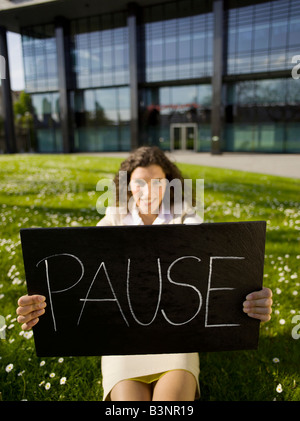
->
[[186, 125, 196, 150], [173, 126, 182, 149], [170, 123, 197, 151]]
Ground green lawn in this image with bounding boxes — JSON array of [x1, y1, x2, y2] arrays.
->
[[0, 154, 299, 401]]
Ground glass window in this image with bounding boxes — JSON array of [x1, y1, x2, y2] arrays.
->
[[289, 15, 300, 46], [253, 22, 269, 51], [84, 90, 95, 115], [287, 77, 300, 105], [143, 0, 213, 82], [178, 17, 191, 60], [31, 92, 62, 152], [165, 19, 177, 62], [171, 86, 197, 105], [71, 12, 129, 88], [197, 85, 212, 106], [271, 19, 288, 50], [255, 79, 286, 105], [225, 78, 300, 153], [73, 87, 130, 152], [140, 84, 211, 151], [21, 25, 58, 92], [226, 0, 300, 75], [237, 25, 252, 53]]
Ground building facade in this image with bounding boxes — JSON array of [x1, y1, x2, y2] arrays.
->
[[0, 0, 300, 153]]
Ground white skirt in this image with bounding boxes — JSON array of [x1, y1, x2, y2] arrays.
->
[[101, 353, 200, 401]]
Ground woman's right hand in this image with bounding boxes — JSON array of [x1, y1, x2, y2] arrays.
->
[[16, 295, 46, 330]]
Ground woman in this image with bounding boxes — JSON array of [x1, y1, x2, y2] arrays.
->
[[16, 146, 273, 401]]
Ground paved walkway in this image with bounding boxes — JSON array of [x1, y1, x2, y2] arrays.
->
[[83, 151, 300, 179], [168, 151, 300, 179]]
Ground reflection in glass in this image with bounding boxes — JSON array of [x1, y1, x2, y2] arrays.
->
[[226, 0, 300, 74], [186, 126, 196, 150], [144, 2, 213, 82], [31, 92, 62, 152], [173, 127, 181, 149], [71, 13, 129, 88], [140, 84, 212, 151], [225, 78, 300, 152], [73, 87, 130, 152], [22, 25, 58, 92]]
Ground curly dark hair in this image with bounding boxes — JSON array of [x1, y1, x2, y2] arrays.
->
[[114, 146, 195, 208]]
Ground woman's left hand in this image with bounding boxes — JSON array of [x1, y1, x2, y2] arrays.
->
[[243, 287, 273, 322]]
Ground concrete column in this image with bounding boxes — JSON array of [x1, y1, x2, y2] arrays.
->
[[127, 3, 141, 151], [55, 17, 74, 153], [0, 26, 16, 153], [211, 0, 224, 155]]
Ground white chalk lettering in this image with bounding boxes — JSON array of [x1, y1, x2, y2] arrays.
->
[[36, 254, 245, 331], [36, 253, 84, 332], [161, 256, 203, 326], [78, 261, 129, 327], [126, 258, 162, 326], [205, 256, 245, 328]]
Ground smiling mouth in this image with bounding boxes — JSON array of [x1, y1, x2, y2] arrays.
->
[[140, 198, 156, 205], [138, 198, 160, 208]]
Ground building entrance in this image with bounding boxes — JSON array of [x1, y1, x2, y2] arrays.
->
[[170, 123, 197, 151]]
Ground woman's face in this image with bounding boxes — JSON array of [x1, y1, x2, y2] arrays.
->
[[129, 165, 167, 214]]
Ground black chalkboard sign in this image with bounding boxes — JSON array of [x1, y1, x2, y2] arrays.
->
[[20, 221, 266, 357]]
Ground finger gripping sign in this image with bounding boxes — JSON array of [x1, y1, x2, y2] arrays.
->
[[20, 221, 266, 357]]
